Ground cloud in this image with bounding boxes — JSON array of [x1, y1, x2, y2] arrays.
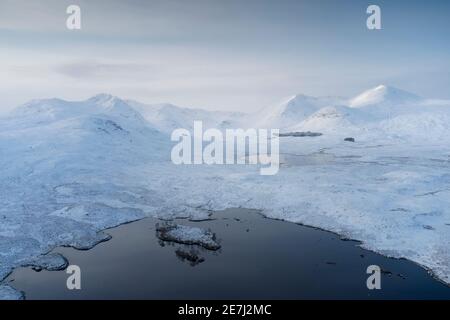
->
[[1, 0, 450, 112], [0, 0, 246, 40], [53, 60, 156, 80]]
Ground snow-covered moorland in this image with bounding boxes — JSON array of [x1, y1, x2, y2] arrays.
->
[[1, 85, 450, 298]]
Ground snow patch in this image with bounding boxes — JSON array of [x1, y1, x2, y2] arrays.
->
[[0, 285, 24, 300]]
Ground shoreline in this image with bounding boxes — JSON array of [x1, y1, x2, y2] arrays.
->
[[4, 208, 450, 300], [257, 212, 450, 289]]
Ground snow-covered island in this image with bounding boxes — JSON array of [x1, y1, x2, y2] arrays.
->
[[1, 85, 450, 298], [156, 223, 221, 250]]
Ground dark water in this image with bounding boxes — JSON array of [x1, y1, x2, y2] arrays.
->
[[5, 209, 450, 299]]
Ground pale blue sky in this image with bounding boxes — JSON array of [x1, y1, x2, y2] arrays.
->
[[1, 0, 449, 112]]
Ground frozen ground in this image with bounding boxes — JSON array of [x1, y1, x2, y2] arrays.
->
[[0, 285, 24, 300], [1, 86, 450, 298]]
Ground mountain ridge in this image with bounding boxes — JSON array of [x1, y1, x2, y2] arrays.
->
[[4, 85, 450, 138]]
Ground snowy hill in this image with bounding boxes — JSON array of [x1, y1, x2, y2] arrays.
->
[[346, 85, 423, 120], [252, 85, 427, 132], [253, 94, 346, 129], [350, 85, 422, 108], [255, 85, 450, 140], [2, 94, 169, 161], [126, 100, 244, 133], [288, 105, 365, 134]]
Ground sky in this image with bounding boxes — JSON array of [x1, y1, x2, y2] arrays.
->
[[0, 0, 449, 113]]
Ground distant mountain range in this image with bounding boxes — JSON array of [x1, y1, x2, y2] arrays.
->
[[253, 85, 450, 137], [3, 85, 450, 143]]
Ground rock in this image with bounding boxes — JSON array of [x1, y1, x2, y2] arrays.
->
[[23, 252, 69, 271], [156, 223, 221, 250], [381, 268, 393, 276]]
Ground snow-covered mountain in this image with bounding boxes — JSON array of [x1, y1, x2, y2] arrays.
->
[[349, 85, 422, 108], [11, 94, 145, 127], [126, 100, 244, 133], [251, 85, 427, 132], [346, 85, 426, 121], [0, 94, 170, 192], [252, 85, 450, 140], [12, 93, 166, 143], [288, 105, 365, 134], [252, 94, 346, 129], [12, 85, 446, 140]]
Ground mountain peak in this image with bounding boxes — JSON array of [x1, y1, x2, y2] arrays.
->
[[87, 93, 120, 105], [291, 93, 312, 100], [366, 84, 405, 94], [350, 85, 421, 108], [374, 84, 388, 90], [371, 84, 407, 94]]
